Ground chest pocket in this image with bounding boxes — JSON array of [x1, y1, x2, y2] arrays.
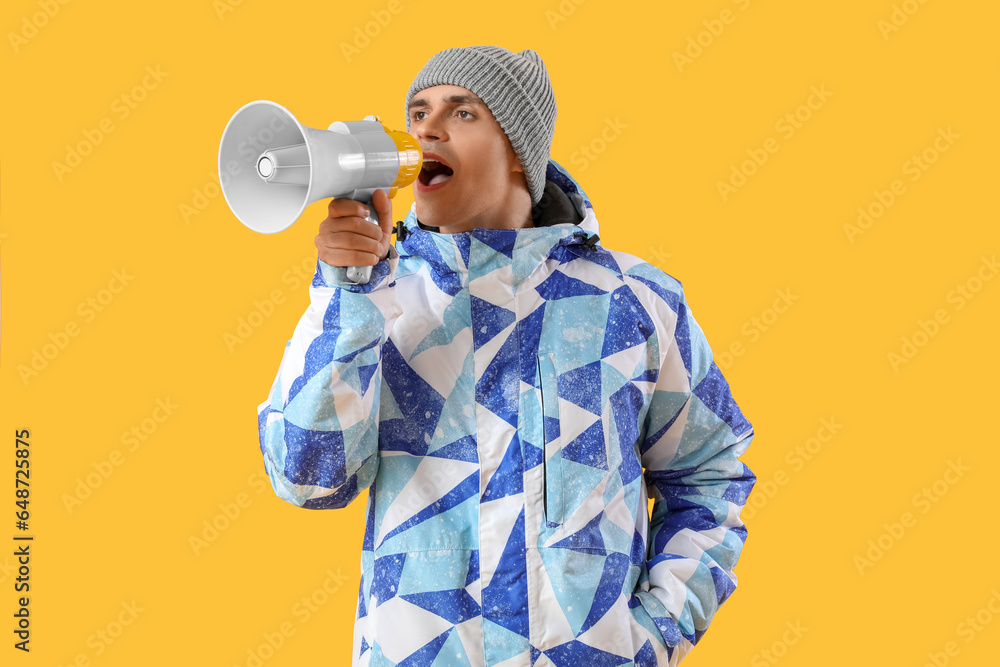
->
[[537, 353, 565, 526]]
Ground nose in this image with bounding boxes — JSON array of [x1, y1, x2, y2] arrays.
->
[[414, 110, 446, 142]]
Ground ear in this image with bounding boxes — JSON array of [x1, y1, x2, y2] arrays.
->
[[508, 142, 524, 174]]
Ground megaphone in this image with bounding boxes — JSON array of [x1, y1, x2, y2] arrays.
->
[[218, 100, 422, 284]]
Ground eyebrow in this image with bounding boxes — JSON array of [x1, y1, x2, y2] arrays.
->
[[409, 93, 485, 111]]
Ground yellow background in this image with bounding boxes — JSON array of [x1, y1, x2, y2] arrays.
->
[[2, 0, 999, 665]]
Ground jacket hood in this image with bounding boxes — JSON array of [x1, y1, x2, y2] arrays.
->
[[394, 159, 601, 287]]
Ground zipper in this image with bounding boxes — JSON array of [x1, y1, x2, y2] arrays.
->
[[537, 356, 547, 519], [537, 352, 562, 525]]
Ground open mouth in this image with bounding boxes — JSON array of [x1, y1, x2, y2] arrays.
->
[[418, 159, 454, 187]]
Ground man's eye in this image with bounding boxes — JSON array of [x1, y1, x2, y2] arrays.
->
[[411, 109, 473, 121]]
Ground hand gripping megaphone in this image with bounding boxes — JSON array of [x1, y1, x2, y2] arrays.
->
[[218, 100, 422, 284]]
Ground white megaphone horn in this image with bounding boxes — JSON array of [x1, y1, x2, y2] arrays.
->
[[218, 100, 422, 284]]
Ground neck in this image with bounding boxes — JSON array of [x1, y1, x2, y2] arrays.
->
[[434, 209, 532, 234], [423, 176, 534, 234]]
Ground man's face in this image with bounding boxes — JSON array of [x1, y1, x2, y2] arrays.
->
[[408, 85, 528, 233]]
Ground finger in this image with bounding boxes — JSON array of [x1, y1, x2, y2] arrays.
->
[[318, 215, 383, 241], [371, 189, 394, 239], [327, 197, 373, 222], [316, 230, 383, 256], [316, 247, 381, 268]]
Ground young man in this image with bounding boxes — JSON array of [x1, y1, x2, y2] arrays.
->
[[257, 45, 756, 667]]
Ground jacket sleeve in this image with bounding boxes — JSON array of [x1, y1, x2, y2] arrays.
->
[[257, 249, 402, 510], [633, 281, 756, 662]]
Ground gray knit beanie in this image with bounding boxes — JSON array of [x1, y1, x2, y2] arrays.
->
[[404, 45, 557, 205]]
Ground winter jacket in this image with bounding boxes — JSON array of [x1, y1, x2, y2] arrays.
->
[[257, 160, 756, 667]]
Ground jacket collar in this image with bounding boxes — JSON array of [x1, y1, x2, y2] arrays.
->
[[395, 160, 600, 287]]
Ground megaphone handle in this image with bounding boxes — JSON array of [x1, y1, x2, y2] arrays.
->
[[344, 195, 379, 285]]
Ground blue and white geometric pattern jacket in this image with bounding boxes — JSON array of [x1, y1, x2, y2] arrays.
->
[[258, 160, 756, 666]]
